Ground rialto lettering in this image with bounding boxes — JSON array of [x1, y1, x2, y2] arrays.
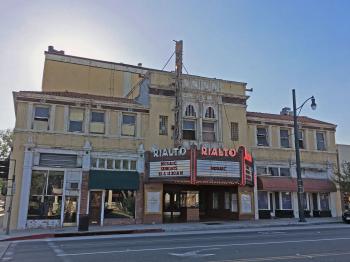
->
[[153, 147, 187, 158], [201, 147, 236, 157]]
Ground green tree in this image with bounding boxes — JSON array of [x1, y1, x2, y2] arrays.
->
[[0, 129, 13, 160], [334, 161, 350, 199]]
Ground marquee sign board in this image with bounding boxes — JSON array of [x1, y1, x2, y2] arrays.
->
[[149, 160, 190, 177], [197, 160, 240, 178]]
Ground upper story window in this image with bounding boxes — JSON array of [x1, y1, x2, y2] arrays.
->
[[183, 120, 196, 140], [202, 122, 215, 142], [185, 104, 196, 117], [33, 105, 50, 131], [298, 130, 305, 149], [280, 129, 290, 148], [90, 111, 105, 134], [159, 115, 168, 135], [256, 166, 290, 177], [257, 127, 269, 146], [122, 113, 136, 136], [69, 108, 84, 133], [91, 157, 137, 171], [316, 131, 326, 151], [231, 122, 239, 141], [205, 107, 215, 118]]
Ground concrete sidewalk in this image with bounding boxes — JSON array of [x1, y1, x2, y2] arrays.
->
[[0, 217, 345, 242]]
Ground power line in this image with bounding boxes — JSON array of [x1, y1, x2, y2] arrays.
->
[[182, 63, 189, 74], [161, 51, 175, 71]]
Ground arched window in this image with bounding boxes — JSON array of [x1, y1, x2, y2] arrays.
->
[[205, 107, 215, 118], [185, 104, 196, 117]]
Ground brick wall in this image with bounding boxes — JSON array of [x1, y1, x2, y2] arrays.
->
[[79, 171, 89, 215]]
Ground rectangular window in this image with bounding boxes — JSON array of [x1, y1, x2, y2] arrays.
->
[[298, 130, 305, 149], [159, 115, 168, 135], [281, 192, 292, 210], [256, 166, 267, 176], [33, 106, 50, 130], [183, 120, 196, 140], [104, 190, 135, 219], [122, 160, 129, 170], [91, 158, 98, 168], [316, 132, 326, 151], [130, 160, 137, 171], [202, 122, 215, 142], [98, 158, 106, 169], [122, 114, 136, 136], [280, 168, 290, 177], [258, 191, 269, 210], [115, 160, 121, 170], [212, 192, 219, 209], [280, 129, 290, 148], [320, 193, 330, 210], [231, 122, 239, 141], [106, 159, 114, 169], [268, 167, 279, 176], [90, 111, 105, 134], [224, 192, 231, 209], [27, 171, 64, 220], [69, 108, 84, 133], [257, 127, 269, 146]]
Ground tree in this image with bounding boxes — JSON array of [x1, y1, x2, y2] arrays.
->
[[334, 161, 350, 210], [0, 129, 13, 160]]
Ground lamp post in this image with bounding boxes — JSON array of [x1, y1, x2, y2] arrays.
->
[[292, 89, 317, 222]]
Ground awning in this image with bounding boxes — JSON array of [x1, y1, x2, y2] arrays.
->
[[89, 170, 139, 190], [257, 176, 337, 192]]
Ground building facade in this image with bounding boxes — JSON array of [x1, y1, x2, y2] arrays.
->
[[4, 46, 342, 230], [337, 144, 350, 210]]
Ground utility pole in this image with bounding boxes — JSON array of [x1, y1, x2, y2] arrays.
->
[[174, 40, 183, 146]]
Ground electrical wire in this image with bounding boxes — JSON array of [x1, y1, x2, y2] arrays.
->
[[161, 51, 175, 71]]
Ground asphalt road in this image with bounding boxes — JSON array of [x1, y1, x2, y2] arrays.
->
[[3, 226, 350, 262]]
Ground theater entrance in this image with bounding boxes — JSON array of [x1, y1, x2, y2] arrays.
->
[[163, 184, 239, 222]]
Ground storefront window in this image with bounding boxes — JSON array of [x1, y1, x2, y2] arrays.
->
[[186, 191, 199, 208], [224, 192, 231, 209], [27, 171, 64, 220], [281, 192, 292, 210], [104, 190, 135, 219], [320, 193, 330, 210], [258, 191, 269, 210], [212, 192, 219, 209], [303, 193, 309, 210]]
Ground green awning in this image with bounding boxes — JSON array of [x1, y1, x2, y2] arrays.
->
[[89, 170, 139, 190]]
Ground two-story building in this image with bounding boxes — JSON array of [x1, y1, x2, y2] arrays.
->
[[248, 110, 342, 219]]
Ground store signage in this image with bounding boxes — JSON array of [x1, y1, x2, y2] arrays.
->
[[149, 160, 190, 177], [153, 147, 187, 158], [201, 147, 236, 157], [197, 160, 240, 178]]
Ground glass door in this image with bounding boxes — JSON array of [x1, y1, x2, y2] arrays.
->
[[63, 196, 78, 226]]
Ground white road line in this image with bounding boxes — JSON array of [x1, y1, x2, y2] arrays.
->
[[1, 243, 16, 261], [57, 236, 350, 257], [47, 240, 70, 262]]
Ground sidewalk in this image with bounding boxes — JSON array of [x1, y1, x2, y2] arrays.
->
[[0, 217, 344, 242]]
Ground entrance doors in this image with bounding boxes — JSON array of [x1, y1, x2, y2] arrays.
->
[[89, 191, 102, 225], [63, 196, 78, 226], [163, 192, 182, 222]]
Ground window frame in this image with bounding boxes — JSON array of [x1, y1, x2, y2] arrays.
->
[[121, 113, 136, 137], [204, 106, 216, 119], [231, 122, 239, 141], [68, 107, 85, 133], [257, 126, 269, 147], [279, 128, 290, 148], [89, 110, 105, 134], [202, 121, 216, 142], [159, 115, 168, 135], [32, 105, 50, 130], [182, 119, 196, 140], [316, 131, 326, 151]]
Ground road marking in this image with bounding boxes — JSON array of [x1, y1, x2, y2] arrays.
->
[[57, 236, 350, 257], [169, 248, 220, 257], [210, 251, 350, 262], [1, 243, 16, 261], [47, 240, 71, 262]]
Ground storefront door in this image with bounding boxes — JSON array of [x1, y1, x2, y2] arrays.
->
[[163, 192, 182, 222], [63, 196, 78, 226], [89, 191, 102, 225]]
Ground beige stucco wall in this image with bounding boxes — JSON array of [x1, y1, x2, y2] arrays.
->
[[221, 104, 247, 147], [15, 102, 28, 129], [42, 60, 142, 97]]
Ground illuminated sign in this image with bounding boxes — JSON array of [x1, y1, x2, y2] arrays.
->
[[201, 147, 236, 157], [153, 147, 187, 157], [149, 160, 190, 177], [197, 160, 240, 178]]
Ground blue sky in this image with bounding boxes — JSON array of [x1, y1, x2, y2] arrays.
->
[[1, 0, 349, 143]]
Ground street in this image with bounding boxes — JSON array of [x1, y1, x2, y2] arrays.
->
[[3, 226, 350, 262]]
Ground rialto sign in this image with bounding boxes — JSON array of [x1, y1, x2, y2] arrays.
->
[[148, 146, 254, 186]]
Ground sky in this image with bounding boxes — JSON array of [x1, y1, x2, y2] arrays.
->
[[0, 0, 349, 144]]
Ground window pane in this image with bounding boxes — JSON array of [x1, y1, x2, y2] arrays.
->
[[30, 171, 47, 195], [183, 120, 195, 130], [91, 158, 97, 168], [98, 159, 106, 169], [281, 192, 292, 209], [27, 196, 62, 220], [320, 193, 329, 210], [91, 112, 104, 122], [35, 107, 49, 118], [268, 167, 279, 176], [69, 121, 83, 132], [123, 114, 136, 125], [202, 122, 214, 131], [130, 160, 137, 170], [316, 132, 326, 150], [256, 166, 267, 176], [280, 168, 290, 177], [224, 192, 231, 209], [185, 105, 196, 117], [107, 159, 114, 169], [280, 129, 290, 148], [231, 122, 239, 141], [115, 160, 121, 170], [159, 115, 168, 135], [104, 190, 135, 218], [205, 107, 215, 118], [123, 160, 129, 170], [47, 171, 64, 195], [258, 191, 269, 209], [69, 108, 84, 121], [212, 192, 219, 209]]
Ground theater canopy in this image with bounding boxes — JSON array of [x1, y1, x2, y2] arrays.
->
[[89, 170, 139, 190]]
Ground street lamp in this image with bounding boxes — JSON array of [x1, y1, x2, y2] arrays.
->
[[292, 89, 316, 222]]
